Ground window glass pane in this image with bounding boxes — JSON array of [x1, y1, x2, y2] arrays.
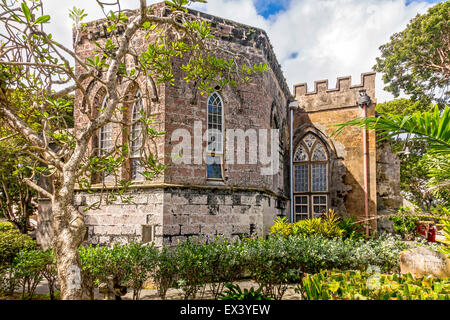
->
[[206, 155, 222, 179], [294, 144, 308, 162], [130, 91, 144, 179], [312, 142, 327, 161], [303, 134, 316, 150], [207, 93, 223, 153], [294, 165, 308, 192], [312, 164, 327, 191]]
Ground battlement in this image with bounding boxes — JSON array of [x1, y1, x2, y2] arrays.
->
[[293, 72, 375, 112], [294, 72, 375, 97]]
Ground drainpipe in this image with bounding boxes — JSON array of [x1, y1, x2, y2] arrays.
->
[[289, 100, 299, 223], [358, 90, 372, 236]]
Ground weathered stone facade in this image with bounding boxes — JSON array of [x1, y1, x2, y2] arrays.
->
[[37, 2, 401, 248]]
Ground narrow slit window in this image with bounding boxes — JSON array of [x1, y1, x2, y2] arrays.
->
[[206, 92, 224, 180], [130, 90, 144, 180], [98, 96, 113, 182]]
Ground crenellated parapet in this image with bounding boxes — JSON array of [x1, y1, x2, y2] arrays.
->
[[293, 72, 376, 112]]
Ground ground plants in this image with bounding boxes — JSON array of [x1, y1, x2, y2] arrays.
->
[[218, 283, 273, 300], [300, 269, 450, 300], [270, 210, 345, 239]]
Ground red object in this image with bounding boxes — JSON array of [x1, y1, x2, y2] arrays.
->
[[427, 224, 436, 242], [417, 224, 428, 236]]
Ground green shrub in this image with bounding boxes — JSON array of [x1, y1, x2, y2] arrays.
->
[[389, 207, 420, 239], [300, 269, 450, 300], [0, 228, 35, 269], [79, 243, 130, 299], [0, 222, 15, 232], [270, 210, 344, 239], [11, 249, 52, 299], [243, 236, 303, 300], [123, 242, 158, 300], [173, 238, 210, 299], [337, 217, 367, 239], [218, 283, 274, 300], [198, 237, 246, 299], [152, 245, 178, 300]]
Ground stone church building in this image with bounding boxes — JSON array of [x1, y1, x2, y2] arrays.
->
[[37, 3, 401, 248]]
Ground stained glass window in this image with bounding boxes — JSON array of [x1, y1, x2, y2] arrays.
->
[[130, 91, 144, 180]]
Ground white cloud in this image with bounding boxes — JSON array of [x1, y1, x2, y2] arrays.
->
[[39, 0, 435, 102]]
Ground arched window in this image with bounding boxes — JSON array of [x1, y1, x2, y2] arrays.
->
[[98, 96, 113, 182], [206, 92, 224, 180], [130, 90, 144, 180], [293, 133, 329, 220]]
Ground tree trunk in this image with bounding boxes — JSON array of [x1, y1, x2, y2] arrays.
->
[[51, 196, 86, 300]]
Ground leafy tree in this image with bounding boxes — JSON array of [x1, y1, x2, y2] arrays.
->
[[375, 99, 449, 210], [0, 138, 38, 234], [0, 0, 267, 299], [374, 1, 449, 105]]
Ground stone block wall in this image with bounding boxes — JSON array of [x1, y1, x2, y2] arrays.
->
[[376, 139, 402, 233], [162, 187, 284, 246], [74, 189, 165, 247]]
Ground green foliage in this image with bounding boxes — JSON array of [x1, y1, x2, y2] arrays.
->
[[197, 236, 245, 299], [439, 219, 450, 257], [152, 244, 178, 300], [333, 105, 450, 196], [300, 269, 450, 300], [218, 283, 273, 300], [123, 242, 158, 300], [242, 236, 303, 300], [337, 217, 367, 240], [270, 210, 345, 239], [376, 98, 434, 116], [374, 1, 450, 105], [389, 207, 420, 238], [79, 243, 130, 299], [0, 222, 15, 232], [0, 138, 38, 233], [0, 228, 35, 269], [11, 249, 54, 300]]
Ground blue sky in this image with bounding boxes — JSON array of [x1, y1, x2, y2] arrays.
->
[[254, 0, 443, 18]]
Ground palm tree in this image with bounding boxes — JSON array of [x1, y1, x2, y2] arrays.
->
[[332, 105, 450, 189]]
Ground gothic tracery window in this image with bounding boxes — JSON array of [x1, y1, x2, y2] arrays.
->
[[293, 133, 329, 221]]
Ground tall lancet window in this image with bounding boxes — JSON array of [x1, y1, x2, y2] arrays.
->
[[98, 96, 113, 182], [293, 133, 329, 221], [206, 92, 224, 180], [130, 90, 144, 180]]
